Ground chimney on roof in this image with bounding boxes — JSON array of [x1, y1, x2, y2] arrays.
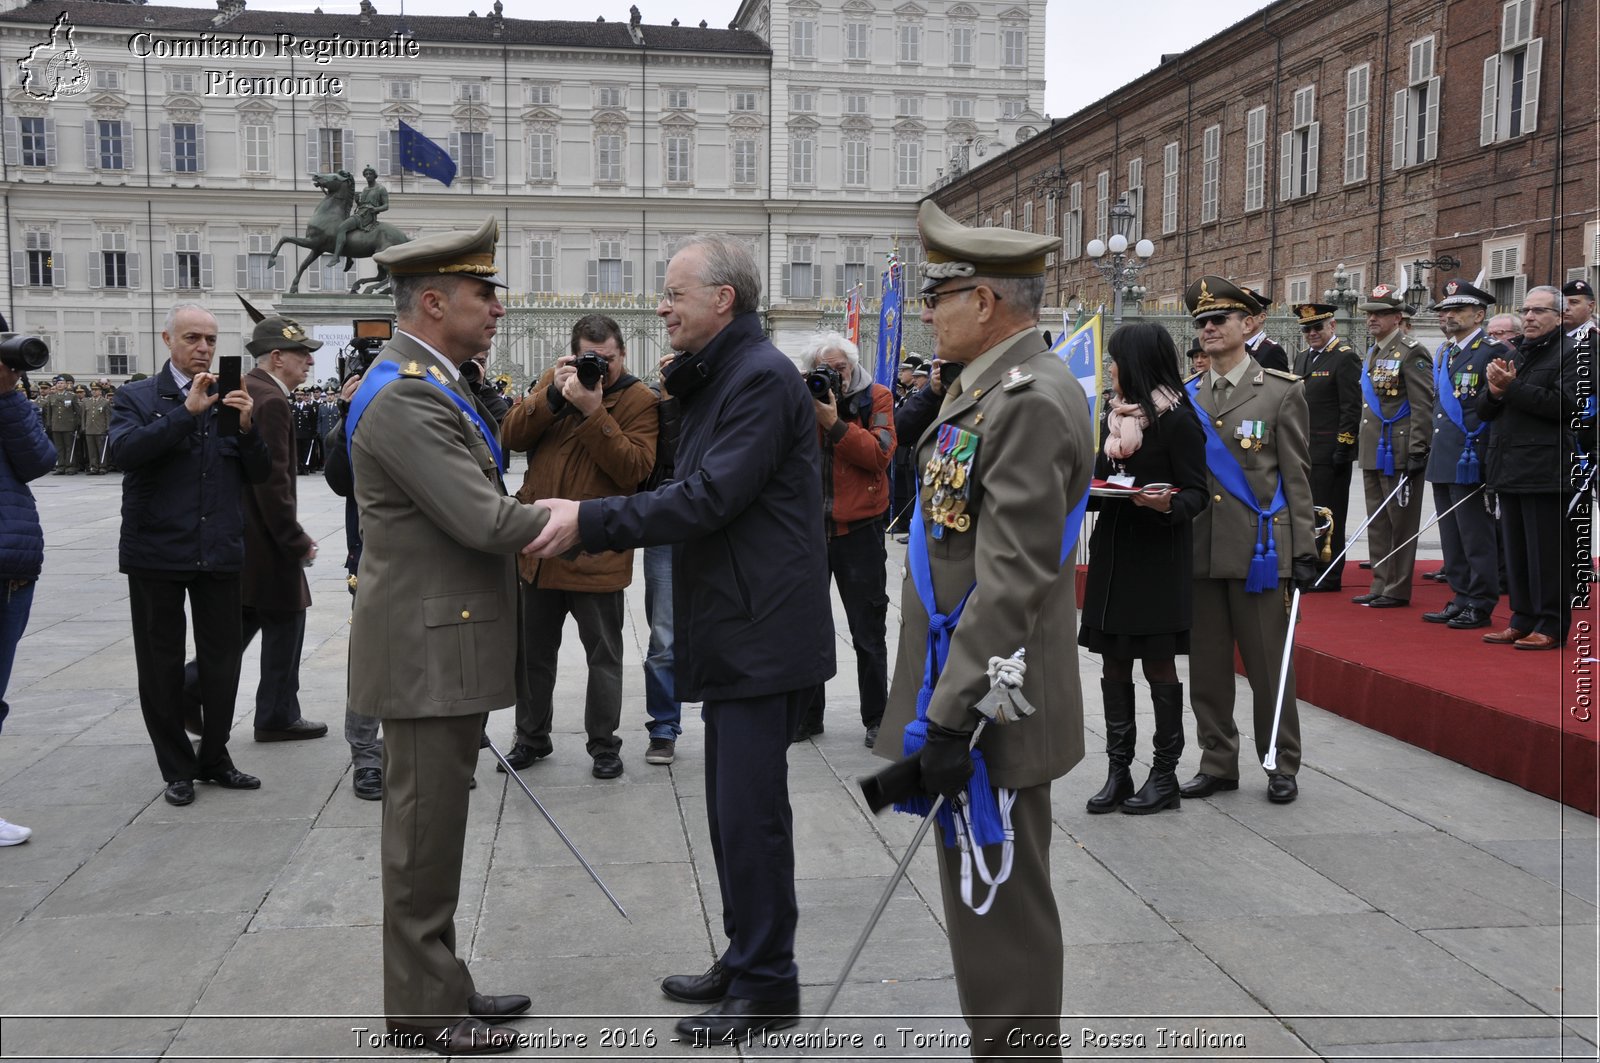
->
[[670, 17, 677, 25], [490, 0, 503, 35], [211, 0, 245, 27], [627, 4, 643, 43], [358, 0, 375, 24], [698, 19, 705, 27]]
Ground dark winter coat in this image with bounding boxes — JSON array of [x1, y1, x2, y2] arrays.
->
[[110, 361, 271, 574], [1477, 329, 1583, 494], [0, 390, 56, 580], [1080, 401, 1210, 637], [578, 312, 836, 702]]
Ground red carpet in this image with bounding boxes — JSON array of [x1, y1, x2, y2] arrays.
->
[[1074, 563, 1600, 814]]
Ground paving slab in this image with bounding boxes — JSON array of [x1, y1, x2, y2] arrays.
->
[[250, 824, 383, 930], [0, 741, 165, 808]]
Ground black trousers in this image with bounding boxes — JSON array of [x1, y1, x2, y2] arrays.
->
[[183, 606, 307, 730], [128, 571, 243, 781], [704, 690, 805, 1000], [800, 520, 889, 732], [516, 586, 624, 756], [1500, 491, 1569, 640], [1309, 461, 1353, 587]]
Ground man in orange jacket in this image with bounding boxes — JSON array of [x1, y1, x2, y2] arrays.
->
[[793, 331, 897, 748]]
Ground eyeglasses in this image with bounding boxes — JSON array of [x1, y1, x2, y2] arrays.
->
[[657, 284, 720, 306], [1518, 305, 1560, 316], [923, 285, 995, 310], [1299, 323, 1327, 333]]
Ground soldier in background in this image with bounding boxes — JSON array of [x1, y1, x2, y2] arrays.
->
[[293, 391, 317, 473], [45, 377, 80, 474], [1351, 284, 1434, 609], [1291, 303, 1360, 592], [82, 382, 114, 474], [1242, 288, 1290, 372]]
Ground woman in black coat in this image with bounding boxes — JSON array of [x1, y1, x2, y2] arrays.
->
[[1078, 323, 1208, 814]]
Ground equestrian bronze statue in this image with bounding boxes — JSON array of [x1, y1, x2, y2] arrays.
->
[[271, 169, 409, 295]]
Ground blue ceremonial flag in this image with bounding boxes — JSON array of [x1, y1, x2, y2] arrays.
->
[[1053, 311, 1104, 448], [397, 120, 456, 187], [875, 252, 903, 392]]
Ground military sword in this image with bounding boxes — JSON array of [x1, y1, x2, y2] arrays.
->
[[1369, 483, 1486, 571], [1314, 473, 1411, 586], [1265, 507, 1331, 771], [485, 737, 629, 920]]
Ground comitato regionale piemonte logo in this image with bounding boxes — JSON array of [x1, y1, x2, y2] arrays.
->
[[19, 13, 90, 101]]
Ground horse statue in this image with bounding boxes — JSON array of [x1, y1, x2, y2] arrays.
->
[[270, 170, 410, 295]]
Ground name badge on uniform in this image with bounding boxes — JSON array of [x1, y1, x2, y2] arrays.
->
[[1234, 419, 1266, 451]]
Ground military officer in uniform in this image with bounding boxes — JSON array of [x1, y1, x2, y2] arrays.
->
[[1420, 280, 1504, 629], [1565, 278, 1597, 356], [1178, 277, 1316, 806], [1291, 303, 1360, 591], [1351, 284, 1435, 608], [45, 377, 80, 474], [872, 202, 1092, 1057], [1242, 288, 1291, 372], [347, 218, 550, 1055], [82, 381, 114, 474]]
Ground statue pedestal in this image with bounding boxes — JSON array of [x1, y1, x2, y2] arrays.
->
[[272, 292, 397, 390], [765, 306, 825, 367]]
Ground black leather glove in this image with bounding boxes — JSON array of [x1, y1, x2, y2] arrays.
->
[[919, 722, 975, 801], [1292, 554, 1320, 592], [546, 382, 567, 413], [1405, 457, 1428, 477], [1331, 444, 1353, 464]]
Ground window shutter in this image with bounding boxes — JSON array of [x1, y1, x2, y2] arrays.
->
[[305, 258, 322, 293], [1423, 77, 1441, 162], [782, 263, 791, 298], [84, 121, 97, 170], [2, 118, 18, 168], [835, 264, 845, 298], [122, 121, 135, 169], [1512, 274, 1527, 310], [274, 254, 287, 291], [159, 123, 173, 171], [305, 128, 319, 173], [1306, 122, 1319, 195], [622, 260, 634, 293], [342, 128, 355, 169], [128, 252, 140, 288], [51, 251, 64, 287], [236, 253, 248, 289], [9, 251, 24, 288], [377, 128, 391, 176], [1392, 89, 1408, 169], [1521, 39, 1542, 135], [162, 252, 176, 289], [89, 251, 102, 288], [1481, 55, 1500, 145], [1279, 131, 1293, 201], [483, 133, 495, 179], [654, 261, 666, 294], [42, 118, 55, 167], [586, 259, 598, 293], [199, 254, 212, 289], [449, 131, 460, 165], [194, 123, 206, 172]]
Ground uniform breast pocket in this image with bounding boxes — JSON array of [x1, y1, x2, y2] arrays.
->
[[421, 590, 501, 703]]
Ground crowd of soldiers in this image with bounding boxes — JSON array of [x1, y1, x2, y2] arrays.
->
[[32, 376, 115, 475]]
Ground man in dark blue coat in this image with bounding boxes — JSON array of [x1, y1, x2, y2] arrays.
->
[[110, 303, 270, 806], [527, 235, 833, 1044]]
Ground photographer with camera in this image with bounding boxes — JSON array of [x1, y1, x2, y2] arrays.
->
[[793, 331, 896, 749], [0, 324, 54, 846], [498, 314, 657, 779]]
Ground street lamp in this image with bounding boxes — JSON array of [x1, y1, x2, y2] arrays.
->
[[1084, 194, 1156, 327], [1408, 253, 1460, 308]]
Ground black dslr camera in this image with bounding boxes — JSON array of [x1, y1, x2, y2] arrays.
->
[[340, 318, 393, 382], [0, 333, 48, 373], [805, 364, 844, 404], [573, 350, 609, 390]]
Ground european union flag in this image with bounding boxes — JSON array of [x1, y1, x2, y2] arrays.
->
[[875, 255, 902, 392], [1053, 311, 1104, 446], [398, 120, 456, 187]]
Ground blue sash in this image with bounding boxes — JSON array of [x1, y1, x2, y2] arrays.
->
[[1432, 343, 1485, 484], [1359, 352, 1409, 477], [346, 359, 505, 473], [894, 471, 1089, 846], [1186, 376, 1286, 593]]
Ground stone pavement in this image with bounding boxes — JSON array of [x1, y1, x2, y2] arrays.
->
[[0, 470, 1594, 1061]]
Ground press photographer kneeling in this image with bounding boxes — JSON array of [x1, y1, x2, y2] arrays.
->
[[793, 331, 896, 748]]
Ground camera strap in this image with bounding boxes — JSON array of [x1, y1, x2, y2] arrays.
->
[[347, 360, 505, 473]]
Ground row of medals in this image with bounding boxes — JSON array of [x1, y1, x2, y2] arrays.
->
[[1372, 358, 1403, 397], [924, 450, 973, 536]]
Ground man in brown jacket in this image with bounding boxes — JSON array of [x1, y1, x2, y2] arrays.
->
[[499, 314, 657, 778]]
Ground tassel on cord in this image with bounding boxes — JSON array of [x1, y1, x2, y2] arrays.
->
[[1246, 513, 1278, 593]]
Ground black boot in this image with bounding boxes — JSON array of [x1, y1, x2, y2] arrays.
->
[[1085, 679, 1136, 813], [1122, 681, 1185, 814]]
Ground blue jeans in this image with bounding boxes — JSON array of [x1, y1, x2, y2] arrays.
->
[[642, 545, 681, 739], [0, 580, 35, 734]]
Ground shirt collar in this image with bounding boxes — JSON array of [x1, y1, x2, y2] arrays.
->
[[397, 330, 461, 380], [168, 361, 193, 391]]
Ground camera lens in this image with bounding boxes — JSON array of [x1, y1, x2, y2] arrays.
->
[[0, 335, 48, 373]]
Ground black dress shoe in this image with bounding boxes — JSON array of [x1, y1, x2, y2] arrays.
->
[[1422, 603, 1462, 623], [1178, 773, 1238, 798], [662, 960, 732, 1004], [1424, 570, 1449, 583], [1365, 595, 1408, 608], [353, 767, 383, 801], [494, 742, 550, 772], [1350, 592, 1379, 604], [1447, 606, 1493, 630], [1267, 773, 1299, 803], [198, 767, 261, 789], [467, 993, 531, 1020], [1302, 582, 1341, 593], [1358, 560, 1373, 569], [385, 1017, 516, 1055], [164, 780, 195, 806], [254, 718, 329, 742], [592, 752, 624, 779], [673, 994, 799, 1044], [789, 720, 824, 744]]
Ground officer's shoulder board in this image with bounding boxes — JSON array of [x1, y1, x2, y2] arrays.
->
[[399, 360, 425, 379], [1263, 367, 1301, 383], [1398, 334, 1422, 349]]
